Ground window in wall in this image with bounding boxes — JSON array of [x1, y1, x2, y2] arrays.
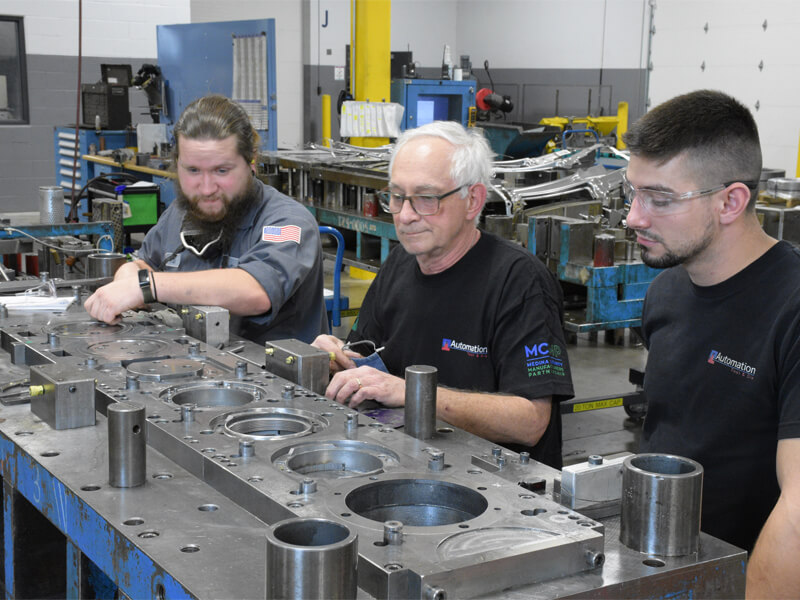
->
[[0, 16, 29, 124]]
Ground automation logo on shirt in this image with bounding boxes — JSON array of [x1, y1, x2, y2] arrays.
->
[[707, 349, 756, 380], [441, 338, 488, 358]]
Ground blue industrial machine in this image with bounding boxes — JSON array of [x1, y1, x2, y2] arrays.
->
[[390, 79, 475, 131], [156, 19, 278, 151]]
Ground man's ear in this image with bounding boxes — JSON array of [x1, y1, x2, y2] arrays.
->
[[466, 183, 487, 221], [719, 182, 752, 225]]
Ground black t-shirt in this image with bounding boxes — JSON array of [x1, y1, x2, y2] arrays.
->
[[640, 241, 800, 551], [347, 232, 574, 468]]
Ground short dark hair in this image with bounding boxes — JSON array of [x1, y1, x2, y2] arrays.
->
[[624, 90, 762, 207], [172, 94, 260, 166]]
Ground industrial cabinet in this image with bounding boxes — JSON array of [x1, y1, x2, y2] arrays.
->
[[390, 79, 476, 131]]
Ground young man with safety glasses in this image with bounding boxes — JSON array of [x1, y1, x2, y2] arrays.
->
[[625, 89, 800, 597]]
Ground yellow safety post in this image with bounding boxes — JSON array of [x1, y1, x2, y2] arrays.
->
[[322, 94, 332, 147], [351, 0, 391, 147], [796, 132, 800, 177], [616, 101, 629, 149]]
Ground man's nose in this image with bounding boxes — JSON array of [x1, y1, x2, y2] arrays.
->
[[395, 198, 420, 223], [198, 172, 217, 195], [625, 195, 649, 230]]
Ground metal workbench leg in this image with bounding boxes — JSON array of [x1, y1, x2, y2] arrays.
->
[[3, 480, 66, 598], [66, 540, 80, 599], [1, 479, 8, 599]]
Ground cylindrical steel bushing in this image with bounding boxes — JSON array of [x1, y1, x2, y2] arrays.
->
[[265, 518, 358, 599], [404, 365, 437, 440], [108, 401, 146, 488], [620, 453, 703, 556], [87, 253, 127, 279]]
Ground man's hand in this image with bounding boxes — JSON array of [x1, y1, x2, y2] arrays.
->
[[312, 334, 360, 373], [85, 274, 145, 324], [326, 366, 405, 409]]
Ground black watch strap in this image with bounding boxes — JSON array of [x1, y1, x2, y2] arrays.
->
[[138, 269, 155, 304]]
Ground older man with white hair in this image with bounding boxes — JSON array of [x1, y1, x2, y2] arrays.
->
[[314, 121, 574, 468]]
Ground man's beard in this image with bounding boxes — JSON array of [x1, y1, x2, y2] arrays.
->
[[637, 222, 715, 269], [175, 176, 257, 261]]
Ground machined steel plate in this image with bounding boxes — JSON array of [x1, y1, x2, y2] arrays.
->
[[126, 358, 205, 382]]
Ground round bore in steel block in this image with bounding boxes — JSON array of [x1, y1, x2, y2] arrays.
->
[[160, 381, 267, 409], [126, 358, 205, 382], [345, 479, 488, 526], [45, 320, 131, 338], [210, 407, 328, 441], [83, 338, 172, 361], [272, 440, 400, 478]]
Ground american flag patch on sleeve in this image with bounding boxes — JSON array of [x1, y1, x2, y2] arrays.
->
[[262, 225, 302, 244]]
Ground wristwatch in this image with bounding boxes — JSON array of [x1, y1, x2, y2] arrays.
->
[[138, 269, 155, 304]]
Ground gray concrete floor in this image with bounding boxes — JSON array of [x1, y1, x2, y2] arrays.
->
[[327, 263, 647, 468]]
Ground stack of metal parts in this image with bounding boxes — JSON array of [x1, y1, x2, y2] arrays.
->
[[0, 303, 745, 598], [757, 176, 800, 243]]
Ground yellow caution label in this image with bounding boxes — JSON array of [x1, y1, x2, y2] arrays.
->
[[572, 397, 624, 412]]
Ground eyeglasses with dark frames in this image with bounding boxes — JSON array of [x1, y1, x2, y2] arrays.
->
[[377, 185, 465, 216]]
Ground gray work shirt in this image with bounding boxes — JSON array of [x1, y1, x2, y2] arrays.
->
[[138, 179, 328, 344]]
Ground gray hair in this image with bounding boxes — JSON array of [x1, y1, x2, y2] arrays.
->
[[390, 121, 494, 189]]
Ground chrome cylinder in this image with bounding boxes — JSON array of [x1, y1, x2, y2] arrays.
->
[[404, 365, 437, 440], [107, 401, 146, 488], [38, 186, 65, 225], [619, 453, 703, 556], [87, 253, 126, 279], [265, 517, 358, 599]]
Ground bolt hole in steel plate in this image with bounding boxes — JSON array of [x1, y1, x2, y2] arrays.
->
[[43, 320, 132, 338], [209, 407, 329, 440], [160, 381, 268, 409], [126, 358, 205, 382], [345, 479, 488, 526], [80, 338, 172, 360], [271, 440, 400, 479]]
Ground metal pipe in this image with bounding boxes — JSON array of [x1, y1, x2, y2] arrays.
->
[[404, 365, 437, 440], [265, 517, 358, 599], [107, 401, 146, 488], [619, 453, 703, 556]]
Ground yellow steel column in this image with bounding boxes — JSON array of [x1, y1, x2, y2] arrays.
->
[[796, 131, 800, 177], [616, 101, 629, 150], [351, 0, 391, 147], [321, 94, 332, 147]]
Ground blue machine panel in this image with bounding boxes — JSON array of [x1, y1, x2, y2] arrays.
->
[[391, 79, 475, 130], [156, 19, 278, 150]]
